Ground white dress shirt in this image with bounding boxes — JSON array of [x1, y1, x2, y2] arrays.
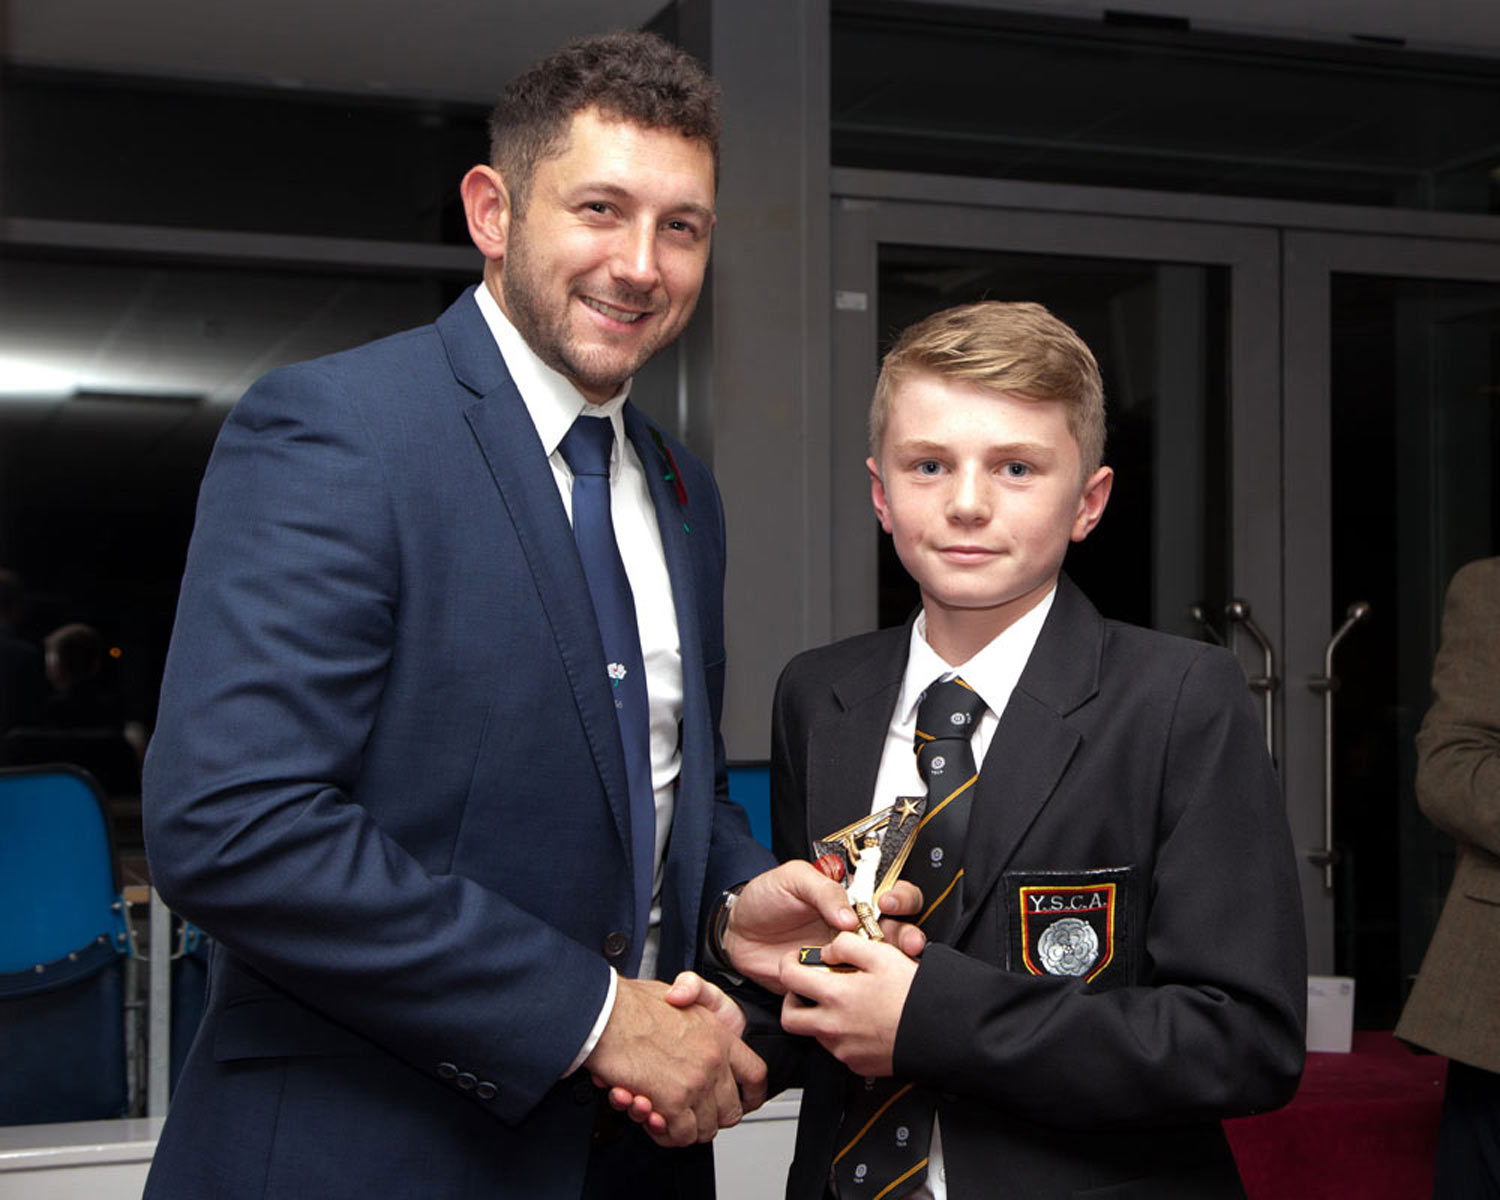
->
[[867, 588, 1056, 1200], [473, 284, 684, 1068]]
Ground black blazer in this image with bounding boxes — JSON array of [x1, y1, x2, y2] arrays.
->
[[771, 576, 1305, 1200]]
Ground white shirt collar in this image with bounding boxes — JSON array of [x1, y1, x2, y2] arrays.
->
[[897, 586, 1057, 727], [473, 281, 631, 461]]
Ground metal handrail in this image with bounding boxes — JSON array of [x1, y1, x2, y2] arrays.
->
[[1225, 598, 1278, 762], [1306, 601, 1371, 891]]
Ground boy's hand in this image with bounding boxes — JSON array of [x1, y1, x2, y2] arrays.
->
[[721, 861, 924, 992], [606, 972, 765, 1137], [778, 932, 920, 1078]]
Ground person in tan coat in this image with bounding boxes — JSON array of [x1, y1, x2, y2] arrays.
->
[[1397, 556, 1500, 1197]]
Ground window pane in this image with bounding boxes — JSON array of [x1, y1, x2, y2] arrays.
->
[[835, 4, 1500, 216]]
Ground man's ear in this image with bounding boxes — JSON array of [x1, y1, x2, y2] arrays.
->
[[868, 456, 894, 534], [1070, 465, 1114, 543], [460, 165, 511, 262]]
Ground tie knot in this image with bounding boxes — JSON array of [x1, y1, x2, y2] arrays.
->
[[559, 415, 615, 477], [914, 677, 985, 749]]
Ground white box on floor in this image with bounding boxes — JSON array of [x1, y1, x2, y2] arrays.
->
[[1306, 974, 1355, 1053]]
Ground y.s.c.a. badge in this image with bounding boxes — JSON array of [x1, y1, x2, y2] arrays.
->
[[1005, 867, 1134, 986]]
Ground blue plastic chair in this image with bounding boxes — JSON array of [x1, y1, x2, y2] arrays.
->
[[0, 765, 131, 1124], [727, 761, 772, 849], [170, 919, 213, 1089]]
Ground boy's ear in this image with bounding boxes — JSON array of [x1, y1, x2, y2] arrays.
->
[[460, 165, 512, 263], [867, 456, 894, 534], [1070, 466, 1114, 543]]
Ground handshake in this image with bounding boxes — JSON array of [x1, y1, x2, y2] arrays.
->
[[583, 859, 928, 1147]]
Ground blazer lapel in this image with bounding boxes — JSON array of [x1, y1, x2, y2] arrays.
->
[[442, 293, 633, 864], [807, 634, 909, 856], [952, 577, 1103, 938]]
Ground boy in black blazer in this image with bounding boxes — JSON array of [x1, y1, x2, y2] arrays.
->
[[772, 302, 1306, 1200]]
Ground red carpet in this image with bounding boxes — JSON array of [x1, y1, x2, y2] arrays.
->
[[1225, 1032, 1448, 1200]]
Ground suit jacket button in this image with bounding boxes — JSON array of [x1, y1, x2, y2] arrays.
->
[[603, 932, 629, 961], [456, 1072, 478, 1091], [437, 1062, 458, 1080], [475, 1081, 497, 1101]]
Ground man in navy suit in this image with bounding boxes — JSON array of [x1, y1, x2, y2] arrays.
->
[[143, 32, 886, 1199]]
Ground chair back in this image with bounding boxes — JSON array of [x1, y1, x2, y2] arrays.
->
[[0, 765, 126, 972], [727, 761, 772, 848], [171, 922, 213, 1088], [0, 766, 130, 1123]]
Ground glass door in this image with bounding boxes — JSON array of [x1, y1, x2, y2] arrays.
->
[[871, 246, 1235, 639], [1283, 232, 1500, 1019]]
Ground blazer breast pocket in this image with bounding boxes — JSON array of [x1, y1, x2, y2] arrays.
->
[[1003, 866, 1137, 989]]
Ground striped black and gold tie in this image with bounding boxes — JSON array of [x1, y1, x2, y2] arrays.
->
[[832, 676, 986, 1199]]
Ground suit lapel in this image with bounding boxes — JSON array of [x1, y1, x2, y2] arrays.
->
[[625, 406, 701, 700], [952, 577, 1103, 938], [624, 406, 707, 969], [442, 293, 633, 863], [807, 634, 908, 856]]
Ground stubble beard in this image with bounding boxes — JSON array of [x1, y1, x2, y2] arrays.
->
[[499, 231, 693, 399]]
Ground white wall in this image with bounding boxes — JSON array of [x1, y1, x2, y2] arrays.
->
[[0, 1098, 802, 1200]]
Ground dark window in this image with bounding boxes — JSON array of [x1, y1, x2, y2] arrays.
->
[[833, 2, 1500, 215]]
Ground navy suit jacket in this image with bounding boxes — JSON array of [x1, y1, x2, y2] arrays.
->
[[771, 577, 1306, 1200], [143, 288, 774, 1199]]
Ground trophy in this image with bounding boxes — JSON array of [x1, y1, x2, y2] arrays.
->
[[799, 796, 927, 968]]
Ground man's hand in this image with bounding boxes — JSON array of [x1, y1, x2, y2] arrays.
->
[[778, 932, 920, 1078], [584, 976, 766, 1147], [661, 970, 751, 1041], [720, 861, 925, 992], [605, 972, 765, 1137]]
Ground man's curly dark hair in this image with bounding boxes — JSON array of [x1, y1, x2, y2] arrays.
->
[[488, 30, 720, 213]]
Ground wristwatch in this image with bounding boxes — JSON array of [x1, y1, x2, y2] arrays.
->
[[706, 881, 748, 972]]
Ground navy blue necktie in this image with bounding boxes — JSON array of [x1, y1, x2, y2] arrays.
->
[[559, 415, 654, 978]]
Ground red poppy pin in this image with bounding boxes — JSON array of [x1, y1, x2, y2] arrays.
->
[[648, 427, 690, 516]]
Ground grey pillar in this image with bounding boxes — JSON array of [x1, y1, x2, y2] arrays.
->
[[675, 0, 832, 759]]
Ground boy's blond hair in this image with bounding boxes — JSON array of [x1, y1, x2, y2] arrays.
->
[[869, 301, 1106, 476]]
